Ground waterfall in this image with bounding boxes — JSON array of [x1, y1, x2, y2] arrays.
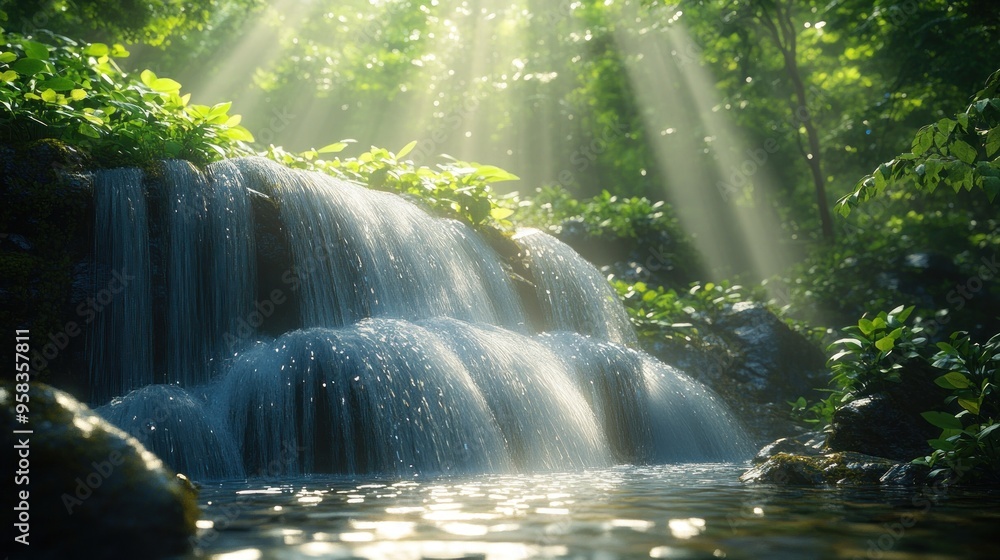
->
[[161, 160, 210, 387], [90, 168, 154, 403], [89, 160, 259, 401], [227, 157, 527, 330], [220, 322, 516, 476], [514, 228, 636, 345], [98, 384, 245, 480], [203, 160, 257, 363], [86, 156, 752, 479]]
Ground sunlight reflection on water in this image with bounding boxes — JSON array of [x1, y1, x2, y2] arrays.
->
[[194, 463, 1000, 559]]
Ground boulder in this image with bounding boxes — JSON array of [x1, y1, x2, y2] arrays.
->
[[741, 452, 900, 485], [826, 394, 937, 462], [2, 382, 199, 559], [753, 433, 825, 464], [715, 302, 827, 401]]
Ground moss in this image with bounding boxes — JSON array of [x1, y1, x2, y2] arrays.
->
[[741, 451, 900, 485]]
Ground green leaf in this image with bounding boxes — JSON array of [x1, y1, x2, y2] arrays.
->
[[927, 438, 955, 451], [490, 207, 514, 220], [875, 335, 895, 352], [140, 69, 157, 87], [110, 44, 130, 57], [987, 127, 1000, 158], [983, 176, 1000, 203], [912, 127, 933, 156], [83, 43, 109, 57], [39, 77, 76, 91], [473, 165, 520, 182], [207, 101, 232, 118], [150, 77, 181, 93], [0, 51, 17, 63], [22, 40, 49, 60], [10, 58, 46, 76], [896, 306, 914, 322], [957, 397, 980, 415], [935, 372, 971, 389], [39, 88, 57, 103], [318, 142, 348, 154], [396, 140, 418, 159], [77, 122, 101, 138], [951, 140, 978, 164], [858, 318, 875, 335], [921, 411, 963, 430], [70, 88, 87, 101], [978, 423, 1000, 441], [224, 125, 255, 142], [0, 70, 16, 82]]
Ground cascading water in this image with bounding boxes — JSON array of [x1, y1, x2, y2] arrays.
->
[[514, 228, 636, 345], [90, 168, 154, 403], [88, 156, 752, 480]]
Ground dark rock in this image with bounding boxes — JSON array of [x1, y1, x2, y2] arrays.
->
[[715, 302, 827, 401], [880, 463, 934, 486], [2, 382, 199, 559], [741, 452, 900, 485], [826, 393, 938, 462]]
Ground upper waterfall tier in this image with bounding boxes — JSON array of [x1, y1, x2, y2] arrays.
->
[[88, 158, 641, 401]]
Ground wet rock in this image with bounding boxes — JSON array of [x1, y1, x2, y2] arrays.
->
[[826, 394, 937, 462], [880, 463, 934, 486], [1, 382, 199, 559], [740, 452, 825, 484], [741, 452, 900, 485], [754, 433, 825, 464], [715, 302, 827, 402]]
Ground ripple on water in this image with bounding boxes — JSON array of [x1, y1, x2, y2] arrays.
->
[[194, 463, 1000, 559]]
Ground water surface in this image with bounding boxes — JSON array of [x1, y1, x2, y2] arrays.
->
[[191, 464, 999, 559]]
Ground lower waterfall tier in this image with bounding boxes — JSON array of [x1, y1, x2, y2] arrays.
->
[[100, 318, 752, 479]]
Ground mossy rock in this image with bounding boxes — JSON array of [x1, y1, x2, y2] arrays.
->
[[2, 382, 199, 559], [741, 451, 901, 485]]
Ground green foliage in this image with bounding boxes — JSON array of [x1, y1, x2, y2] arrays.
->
[[612, 279, 761, 346], [916, 332, 1000, 480], [264, 142, 519, 228], [517, 185, 685, 238], [794, 305, 926, 425], [0, 0, 258, 46], [826, 305, 926, 397], [0, 30, 254, 166], [838, 69, 1000, 215]]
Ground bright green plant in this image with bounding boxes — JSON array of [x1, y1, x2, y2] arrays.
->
[[838, 68, 1000, 215], [826, 305, 927, 397], [0, 29, 254, 166], [613, 279, 698, 344], [916, 332, 1000, 480], [612, 279, 770, 346], [264, 141, 519, 228]]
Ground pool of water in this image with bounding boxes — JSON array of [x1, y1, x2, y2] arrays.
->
[[189, 463, 999, 559]]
